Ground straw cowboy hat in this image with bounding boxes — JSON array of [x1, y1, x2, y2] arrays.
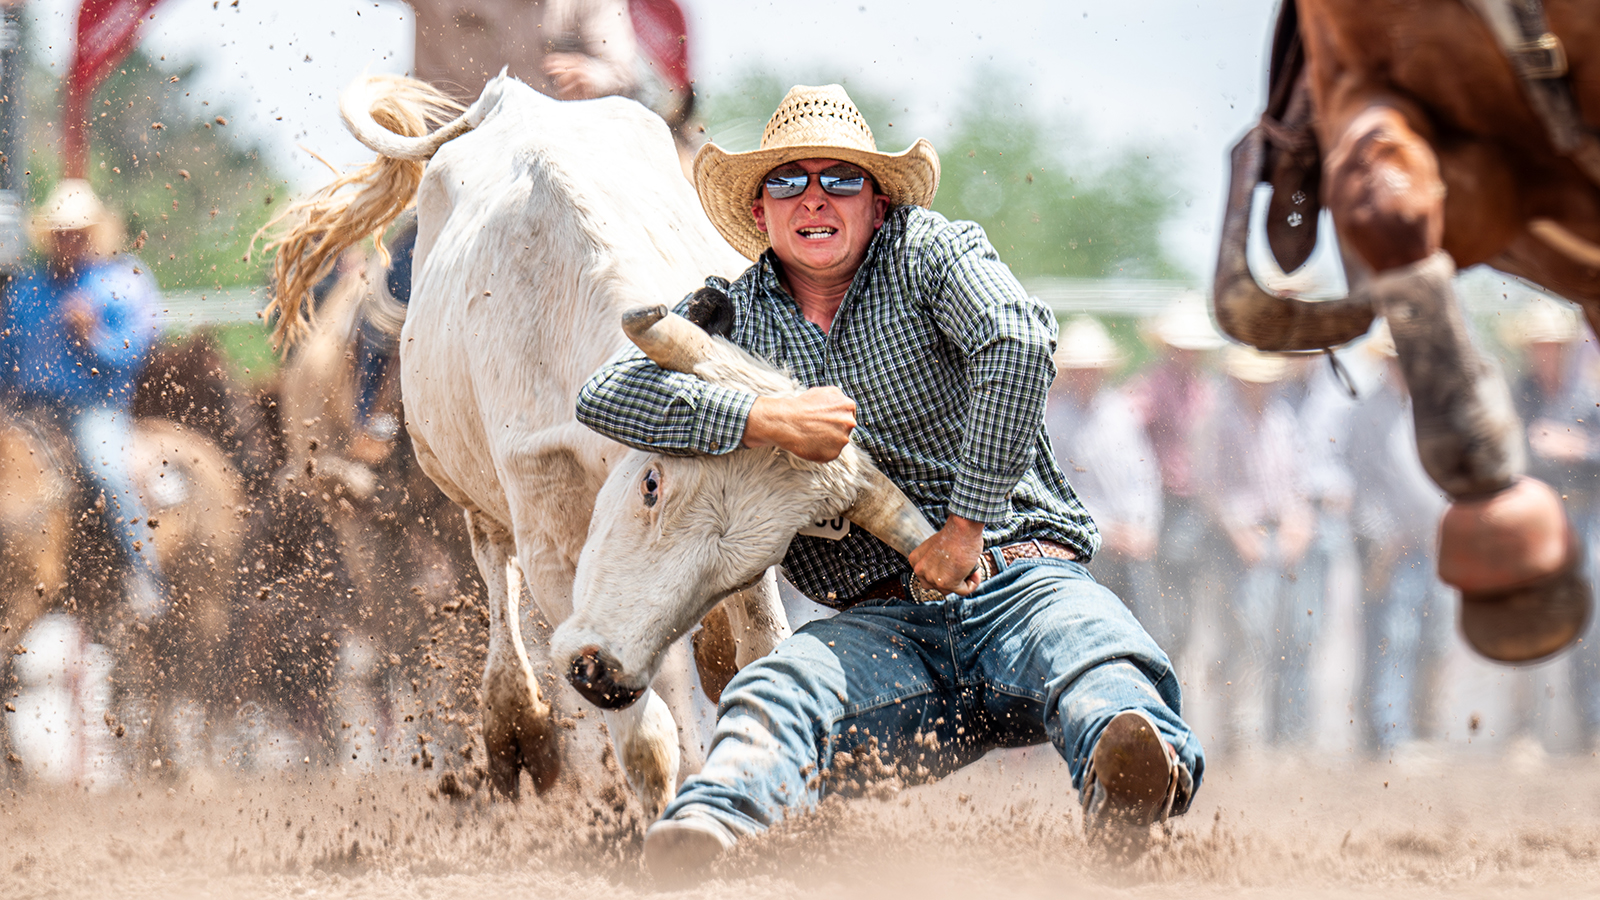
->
[[28, 179, 122, 257], [1054, 316, 1127, 370], [1148, 292, 1226, 351], [1223, 344, 1290, 384], [692, 84, 941, 260]]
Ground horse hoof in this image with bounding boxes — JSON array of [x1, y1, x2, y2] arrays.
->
[[1438, 477, 1570, 592], [1460, 547, 1591, 663]]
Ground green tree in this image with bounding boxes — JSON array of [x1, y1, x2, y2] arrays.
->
[[700, 68, 1184, 280], [22, 48, 289, 291]]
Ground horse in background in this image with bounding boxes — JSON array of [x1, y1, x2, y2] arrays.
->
[[0, 392, 244, 780]]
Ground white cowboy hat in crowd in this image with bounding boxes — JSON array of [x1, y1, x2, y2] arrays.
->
[[1223, 344, 1290, 384], [1500, 297, 1582, 347], [1054, 315, 1126, 370], [28, 178, 122, 256], [1149, 292, 1226, 351], [692, 84, 941, 260]]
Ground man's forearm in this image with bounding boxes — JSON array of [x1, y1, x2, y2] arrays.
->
[[950, 347, 1052, 522], [576, 355, 755, 455]]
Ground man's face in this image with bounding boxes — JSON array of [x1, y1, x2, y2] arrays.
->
[[47, 228, 92, 274], [751, 158, 889, 284]]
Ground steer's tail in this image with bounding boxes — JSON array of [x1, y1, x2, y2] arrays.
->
[[258, 72, 504, 348]]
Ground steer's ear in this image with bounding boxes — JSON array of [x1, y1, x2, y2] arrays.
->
[[681, 287, 735, 338]]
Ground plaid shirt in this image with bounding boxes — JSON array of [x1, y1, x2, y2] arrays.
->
[[576, 205, 1099, 607]]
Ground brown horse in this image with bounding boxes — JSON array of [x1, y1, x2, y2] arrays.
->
[[0, 404, 244, 779], [1217, 0, 1600, 663]]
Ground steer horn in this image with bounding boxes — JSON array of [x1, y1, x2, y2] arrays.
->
[[844, 466, 937, 558], [622, 304, 721, 373], [1212, 127, 1376, 351]]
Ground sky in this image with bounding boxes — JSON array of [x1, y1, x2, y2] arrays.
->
[[20, 0, 1285, 280]]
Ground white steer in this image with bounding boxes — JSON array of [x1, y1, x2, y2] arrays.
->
[[553, 302, 936, 714], [265, 72, 932, 818]]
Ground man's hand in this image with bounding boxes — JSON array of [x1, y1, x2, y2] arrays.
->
[[909, 514, 984, 596], [544, 53, 603, 100], [743, 387, 856, 462]]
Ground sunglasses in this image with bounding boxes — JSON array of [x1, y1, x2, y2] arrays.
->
[[762, 168, 868, 200]]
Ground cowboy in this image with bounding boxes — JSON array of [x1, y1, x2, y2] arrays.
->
[[575, 85, 1204, 880], [0, 179, 165, 619]]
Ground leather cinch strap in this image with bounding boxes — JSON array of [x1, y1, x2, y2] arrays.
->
[[1462, 0, 1600, 186]]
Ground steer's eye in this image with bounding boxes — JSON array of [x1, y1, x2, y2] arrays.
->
[[641, 468, 659, 507]]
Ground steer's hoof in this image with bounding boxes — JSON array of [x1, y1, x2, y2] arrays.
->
[[483, 658, 560, 799], [1439, 478, 1589, 662]]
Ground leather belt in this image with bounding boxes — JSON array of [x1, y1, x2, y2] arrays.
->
[[853, 538, 1078, 604]]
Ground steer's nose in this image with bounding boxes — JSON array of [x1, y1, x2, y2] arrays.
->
[[566, 646, 646, 710]]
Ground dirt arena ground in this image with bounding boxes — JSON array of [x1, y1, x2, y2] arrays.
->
[[3, 745, 1600, 900]]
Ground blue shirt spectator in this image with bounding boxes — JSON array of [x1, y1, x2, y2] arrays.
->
[[1, 256, 159, 406]]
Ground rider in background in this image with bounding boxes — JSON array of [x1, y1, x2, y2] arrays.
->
[[0, 179, 164, 619], [410, 0, 638, 103]]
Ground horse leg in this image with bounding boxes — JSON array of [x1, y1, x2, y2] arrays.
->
[[467, 509, 558, 798], [1326, 103, 1589, 662]]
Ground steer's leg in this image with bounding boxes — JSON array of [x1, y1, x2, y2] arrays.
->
[[1325, 104, 1589, 662], [603, 682, 684, 822], [467, 509, 559, 798], [721, 568, 793, 669], [693, 568, 792, 705]]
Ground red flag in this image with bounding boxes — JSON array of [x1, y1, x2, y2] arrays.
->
[[629, 0, 690, 92], [63, 0, 164, 178]]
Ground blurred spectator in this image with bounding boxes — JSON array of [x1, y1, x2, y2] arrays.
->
[[1348, 322, 1451, 756], [411, 0, 639, 104], [1, 180, 164, 619], [1285, 354, 1357, 700], [1197, 345, 1315, 751], [1503, 299, 1600, 750], [1043, 316, 1167, 645], [1126, 296, 1226, 660]]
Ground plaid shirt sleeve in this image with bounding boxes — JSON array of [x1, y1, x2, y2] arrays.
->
[[920, 220, 1059, 523], [574, 293, 757, 457]]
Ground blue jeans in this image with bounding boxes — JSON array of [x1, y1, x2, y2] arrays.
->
[[1359, 539, 1449, 752], [68, 403, 163, 585], [1212, 522, 1322, 750], [1152, 496, 1222, 658], [660, 556, 1203, 837], [1567, 501, 1600, 743]]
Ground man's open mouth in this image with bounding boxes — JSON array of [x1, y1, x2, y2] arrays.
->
[[797, 226, 837, 240]]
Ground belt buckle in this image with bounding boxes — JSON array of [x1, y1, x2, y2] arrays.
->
[[906, 574, 948, 604]]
